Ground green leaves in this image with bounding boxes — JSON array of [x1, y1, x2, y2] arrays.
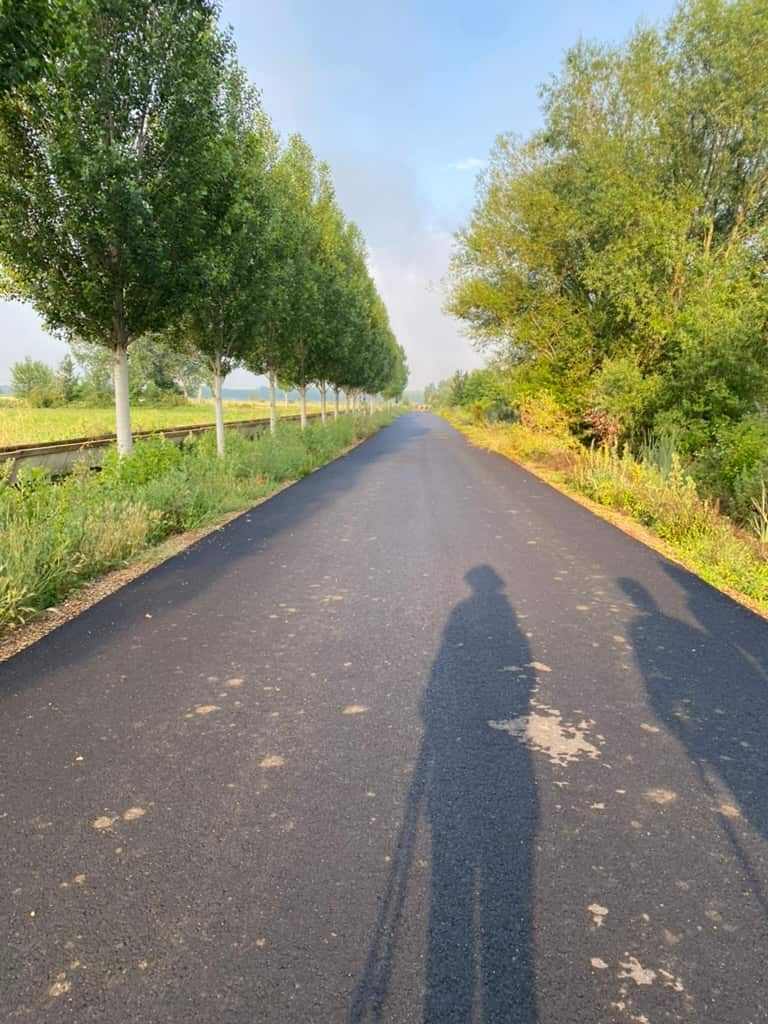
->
[[0, 1, 406, 452], [447, 0, 768, 447]]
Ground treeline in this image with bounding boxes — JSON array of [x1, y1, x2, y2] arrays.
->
[[0, 0, 407, 454], [8, 339, 209, 407], [445, 0, 768, 521]]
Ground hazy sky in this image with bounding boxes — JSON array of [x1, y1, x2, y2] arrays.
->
[[0, 0, 677, 389]]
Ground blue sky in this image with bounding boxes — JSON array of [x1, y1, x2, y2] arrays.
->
[[1, 0, 679, 389]]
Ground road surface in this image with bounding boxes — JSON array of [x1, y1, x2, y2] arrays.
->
[[2, 412, 767, 1022]]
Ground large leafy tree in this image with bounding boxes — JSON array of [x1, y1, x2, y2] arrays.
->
[[258, 135, 327, 430], [382, 343, 408, 403], [324, 221, 371, 417], [0, 0, 229, 452], [447, 0, 768, 449], [309, 190, 356, 421], [10, 356, 55, 398], [242, 136, 311, 433], [182, 63, 276, 454]]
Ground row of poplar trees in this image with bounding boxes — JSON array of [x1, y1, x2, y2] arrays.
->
[[0, 1, 408, 454]]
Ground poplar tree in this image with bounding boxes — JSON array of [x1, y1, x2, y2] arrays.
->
[[183, 64, 276, 455], [0, 0, 228, 453]]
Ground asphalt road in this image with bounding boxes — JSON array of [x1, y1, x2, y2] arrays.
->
[[2, 411, 768, 1023]]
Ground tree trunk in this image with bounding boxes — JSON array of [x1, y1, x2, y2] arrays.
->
[[112, 341, 133, 455], [320, 381, 327, 423], [346, 392, 351, 413], [299, 384, 307, 429], [268, 368, 277, 435], [284, 389, 289, 409], [334, 387, 340, 419], [213, 353, 225, 457], [197, 383, 204, 402]]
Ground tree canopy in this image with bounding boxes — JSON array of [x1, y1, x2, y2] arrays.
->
[[0, 0, 407, 453], [447, 0, 768, 453]]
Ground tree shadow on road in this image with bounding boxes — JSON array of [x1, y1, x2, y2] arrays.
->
[[349, 565, 538, 1023], [619, 565, 768, 911]]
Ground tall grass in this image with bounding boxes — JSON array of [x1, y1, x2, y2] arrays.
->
[[0, 411, 396, 629]]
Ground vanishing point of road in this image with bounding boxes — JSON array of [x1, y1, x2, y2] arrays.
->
[[3, 412, 767, 1023]]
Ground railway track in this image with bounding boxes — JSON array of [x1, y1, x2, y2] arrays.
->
[[0, 413, 324, 481]]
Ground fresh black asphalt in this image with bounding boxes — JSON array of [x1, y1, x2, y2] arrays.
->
[[2, 412, 767, 1022]]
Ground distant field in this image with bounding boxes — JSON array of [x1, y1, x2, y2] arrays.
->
[[0, 400, 322, 447]]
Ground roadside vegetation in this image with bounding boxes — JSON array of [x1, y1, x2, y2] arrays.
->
[[435, 0, 768, 612], [441, 397, 768, 613], [0, 410, 398, 630]]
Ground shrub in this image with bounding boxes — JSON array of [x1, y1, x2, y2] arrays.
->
[[586, 356, 660, 447], [518, 392, 575, 441], [694, 415, 768, 520], [100, 436, 183, 487], [26, 385, 66, 408]]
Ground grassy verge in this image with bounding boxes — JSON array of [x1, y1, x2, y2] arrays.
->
[[0, 398, 323, 447], [0, 411, 397, 631], [441, 409, 768, 617]]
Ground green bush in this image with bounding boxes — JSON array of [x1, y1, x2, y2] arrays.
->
[[694, 415, 768, 520], [100, 436, 184, 487], [586, 355, 660, 446], [518, 393, 577, 445]]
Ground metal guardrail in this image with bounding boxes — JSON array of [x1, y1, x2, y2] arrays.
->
[[0, 412, 325, 482]]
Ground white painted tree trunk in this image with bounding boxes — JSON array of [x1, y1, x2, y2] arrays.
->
[[284, 390, 289, 409], [268, 368, 277, 435], [334, 388, 340, 419], [320, 382, 327, 423], [345, 392, 351, 413], [299, 384, 307, 429], [113, 342, 133, 455], [213, 354, 225, 457]]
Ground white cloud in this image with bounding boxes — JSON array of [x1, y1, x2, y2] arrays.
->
[[327, 152, 484, 388], [451, 157, 485, 172]]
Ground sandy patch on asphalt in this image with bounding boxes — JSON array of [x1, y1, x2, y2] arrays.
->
[[259, 755, 284, 768], [489, 701, 601, 766]]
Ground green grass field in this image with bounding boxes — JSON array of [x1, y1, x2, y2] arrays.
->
[[0, 399, 323, 447]]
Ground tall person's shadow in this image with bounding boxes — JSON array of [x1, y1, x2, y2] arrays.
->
[[619, 569, 768, 909], [350, 566, 538, 1023]]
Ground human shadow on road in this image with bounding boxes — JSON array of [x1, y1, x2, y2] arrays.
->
[[619, 566, 768, 910], [349, 566, 538, 1023]]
